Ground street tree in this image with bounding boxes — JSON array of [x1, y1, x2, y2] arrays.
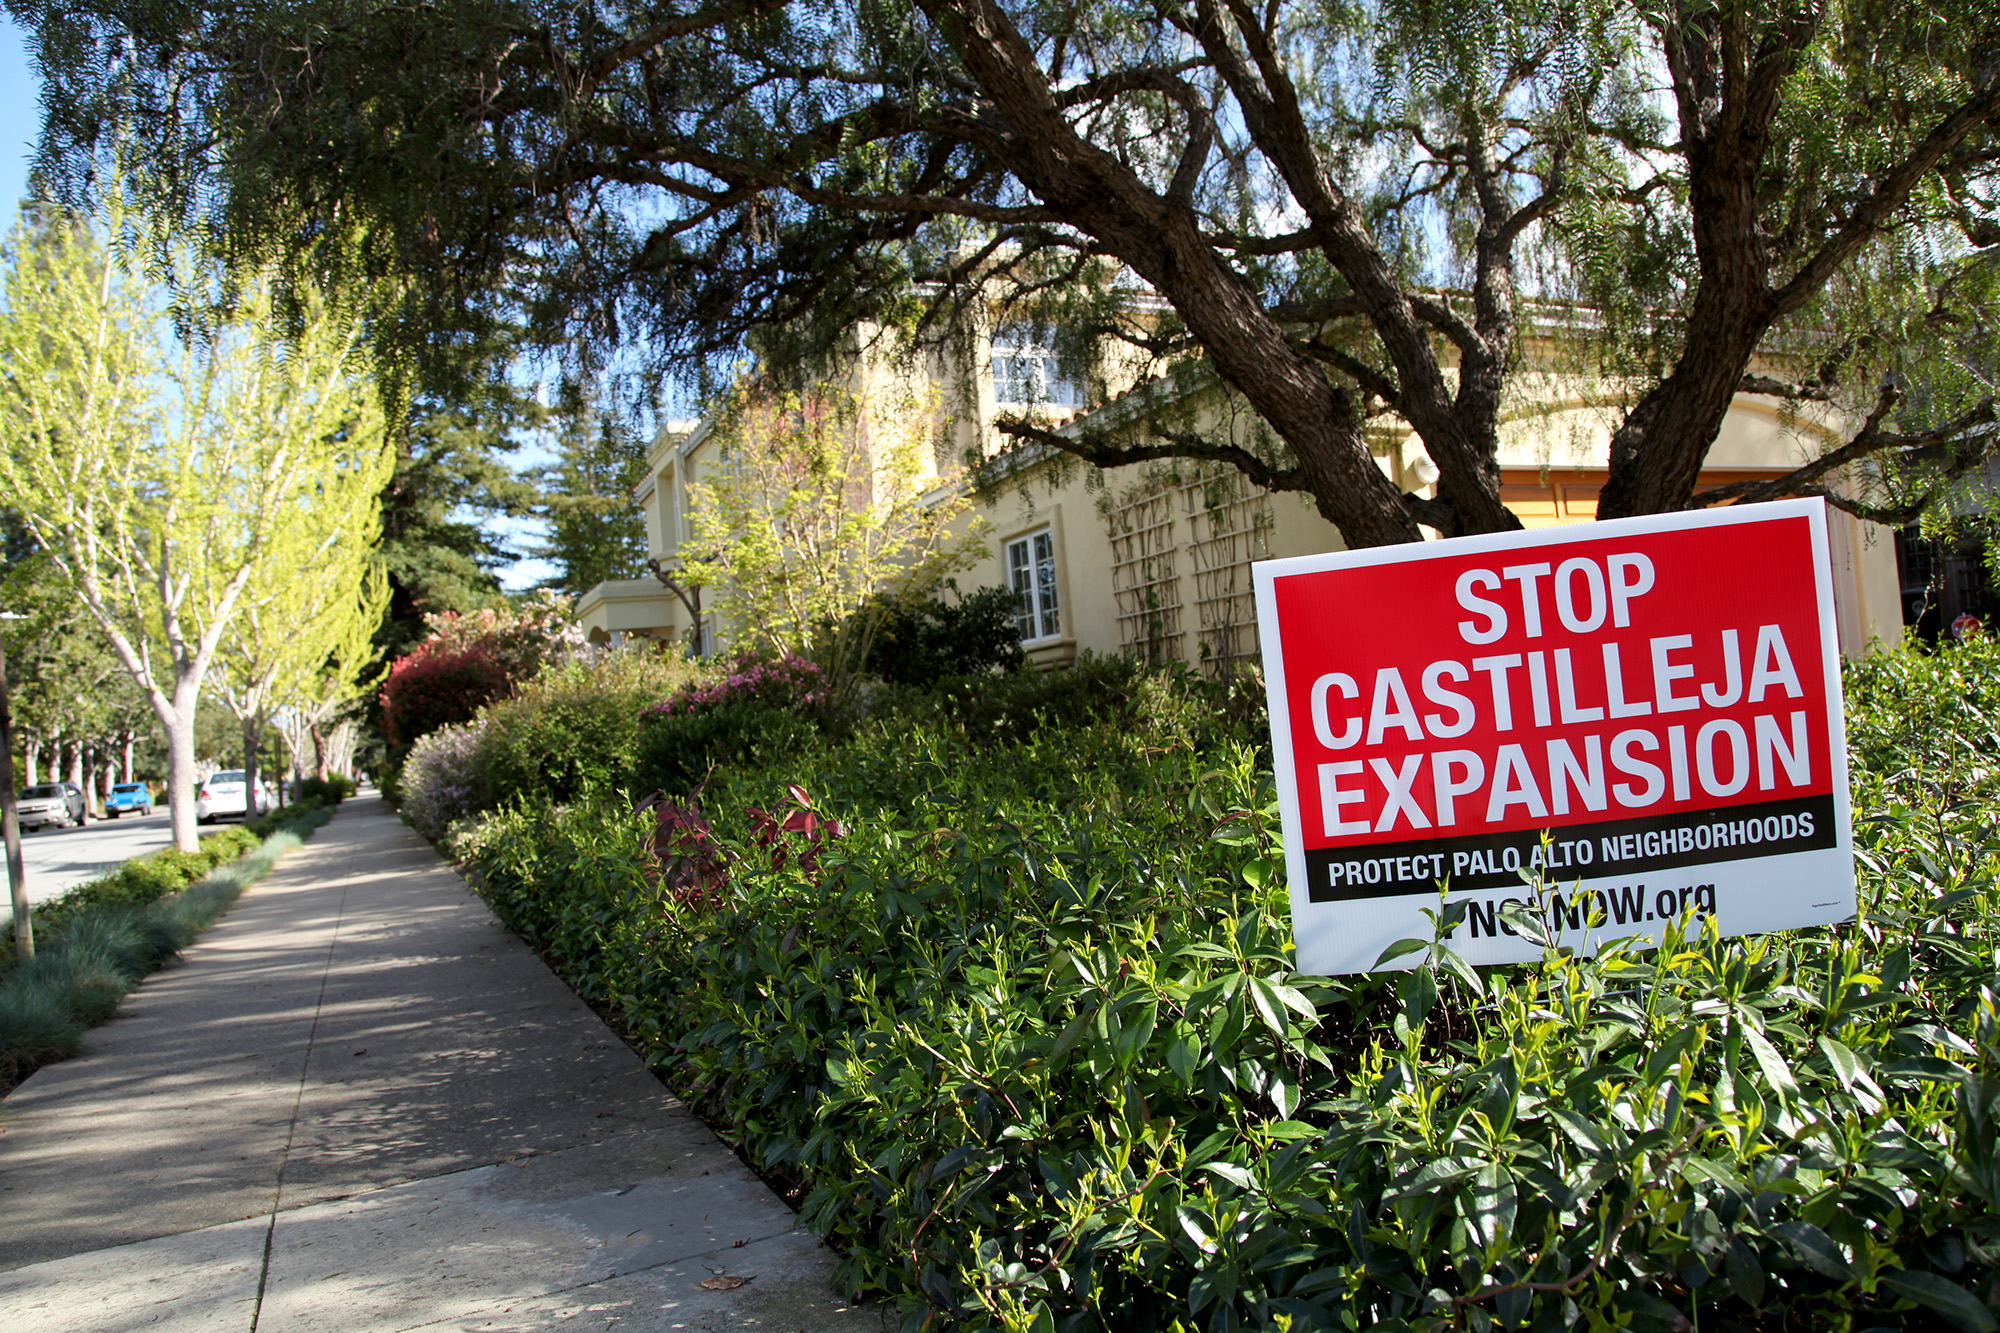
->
[[0, 208, 392, 851], [0, 549, 153, 798], [16, 0, 2000, 547], [209, 506, 394, 807], [675, 382, 982, 676], [377, 346, 541, 661]]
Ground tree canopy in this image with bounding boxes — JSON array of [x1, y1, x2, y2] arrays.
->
[[0, 208, 393, 850], [376, 351, 540, 662], [677, 382, 982, 674], [17, 0, 1999, 549]]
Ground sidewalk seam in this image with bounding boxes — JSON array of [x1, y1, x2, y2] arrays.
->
[[249, 840, 353, 1333]]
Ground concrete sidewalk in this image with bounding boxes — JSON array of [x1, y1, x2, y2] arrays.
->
[[0, 794, 874, 1332]]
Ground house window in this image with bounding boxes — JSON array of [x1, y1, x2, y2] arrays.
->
[[1007, 529, 1061, 642], [991, 325, 1085, 408]]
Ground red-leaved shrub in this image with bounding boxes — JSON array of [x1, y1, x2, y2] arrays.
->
[[380, 602, 580, 746], [633, 782, 841, 910], [381, 643, 510, 746]]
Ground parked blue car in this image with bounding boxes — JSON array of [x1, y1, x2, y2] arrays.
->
[[106, 783, 155, 818]]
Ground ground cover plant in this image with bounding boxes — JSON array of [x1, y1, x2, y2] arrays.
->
[[0, 796, 343, 1095], [450, 639, 2000, 1331]]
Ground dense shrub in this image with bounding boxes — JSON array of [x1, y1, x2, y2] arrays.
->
[[398, 721, 491, 843], [296, 774, 358, 804], [379, 641, 511, 747], [460, 641, 2000, 1331], [633, 652, 829, 796], [13, 826, 262, 955], [248, 794, 330, 838], [475, 649, 700, 807], [379, 600, 579, 746], [863, 584, 1026, 685]]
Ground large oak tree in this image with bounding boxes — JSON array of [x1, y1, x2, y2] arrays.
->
[[15, 0, 1999, 547]]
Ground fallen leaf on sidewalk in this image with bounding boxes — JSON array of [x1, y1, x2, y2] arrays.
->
[[699, 1275, 749, 1291]]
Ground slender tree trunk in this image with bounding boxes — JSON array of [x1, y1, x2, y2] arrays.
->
[[121, 735, 134, 785], [158, 674, 203, 853], [241, 711, 263, 817], [67, 744, 89, 823], [24, 735, 38, 786], [310, 721, 327, 781]]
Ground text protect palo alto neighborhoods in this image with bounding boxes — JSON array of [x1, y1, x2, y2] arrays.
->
[[1255, 500, 1856, 974]]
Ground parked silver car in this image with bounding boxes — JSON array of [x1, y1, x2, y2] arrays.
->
[[16, 782, 87, 830]]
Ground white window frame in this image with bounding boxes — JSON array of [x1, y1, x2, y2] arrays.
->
[[990, 325, 1085, 409], [1007, 528, 1062, 643]]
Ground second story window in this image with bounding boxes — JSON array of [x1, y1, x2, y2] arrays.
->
[[1008, 528, 1061, 642], [991, 325, 1085, 409]]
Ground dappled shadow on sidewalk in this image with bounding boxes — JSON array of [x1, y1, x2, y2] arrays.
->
[[0, 797, 682, 1272]]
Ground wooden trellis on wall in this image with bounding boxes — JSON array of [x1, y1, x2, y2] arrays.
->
[[1106, 483, 1183, 666], [1105, 467, 1273, 676], [1180, 469, 1273, 679]]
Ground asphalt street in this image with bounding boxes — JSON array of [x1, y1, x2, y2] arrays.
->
[[4, 806, 176, 920]]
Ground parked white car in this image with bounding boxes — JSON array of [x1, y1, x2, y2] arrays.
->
[[196, 771, 275, 823]]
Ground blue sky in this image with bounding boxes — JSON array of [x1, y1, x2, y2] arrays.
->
[[1, 16, 36, 234]]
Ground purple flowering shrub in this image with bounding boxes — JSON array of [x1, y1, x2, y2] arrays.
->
[[634, 652, 827, 795], [400, 720, 492, 842], [640, 651, 827, 719]]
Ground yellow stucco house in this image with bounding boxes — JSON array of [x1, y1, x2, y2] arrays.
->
[[577, 316, 1904, 666]]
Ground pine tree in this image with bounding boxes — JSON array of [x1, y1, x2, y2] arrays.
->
[[528, 381, 650, 598]]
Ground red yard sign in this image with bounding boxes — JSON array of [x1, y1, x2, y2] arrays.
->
[[1253, 498, 1854, 974]]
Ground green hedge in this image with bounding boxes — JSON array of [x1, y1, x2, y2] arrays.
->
[[7, 826, 260, 965], [458, 644, 2000, 1331]]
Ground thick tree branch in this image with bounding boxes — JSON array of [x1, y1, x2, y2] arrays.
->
[[991, 418, 1308, 497], [1767, 82, 2000, 319], [1302, 338, 1401, 410]]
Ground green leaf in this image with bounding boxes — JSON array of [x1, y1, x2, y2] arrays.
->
[[1549, 1109, 1608, 1158], [1385, 1157, 1480, 1202], [1177, 1205, 1218, 1254], [1203, 1161, 1257, 1191], [1399, 965, 1439, 1029], [1742, 1024, 1800, 1100], [1433, 943, 1486, 998], [1269, 1066, 1300, 1118], [1270, 981, 1319, 1023], [1467, 1163, 1516, 1250], [1879, 1270, 1998, 1331], [1497, 899, 1551, 947], [1246, 975, 1288, 1036], [1259, 1120, 1319, 1141], [1374, 937, 1429, 968], [1165, 1033, 1198, 1087], [1048, 1006, 1095, 1064], [1770, 1220, 1851, 1279], [1879, 1056, 1972, 1085], [1819, 1034, 1863, 1090]]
